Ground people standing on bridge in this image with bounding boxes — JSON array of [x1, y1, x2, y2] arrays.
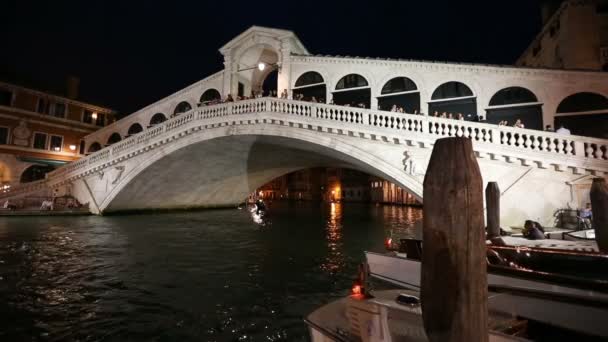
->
[[545, 125, 554, 132], [280, 89, 288, 99], [556, 124, 571, 135], [457, 113, 464, 120], [513, 119, 525, 128], [224, 94, 234, 102], [580, 203, 593, 229]]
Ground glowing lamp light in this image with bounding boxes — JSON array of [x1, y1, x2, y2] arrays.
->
[[53, 147, 60, 152], [69, 144, 77, 151], [91, 112, 98, 120], [257, 62, 266, 71], [385, 237, 393, 249], [351, 283, 362, 296]]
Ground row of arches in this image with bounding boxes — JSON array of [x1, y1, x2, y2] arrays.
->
[[292, 71, 608, 134], [87, 72, 608, 154]]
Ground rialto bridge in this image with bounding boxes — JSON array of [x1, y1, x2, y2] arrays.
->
[[2, 26, 608, 228]]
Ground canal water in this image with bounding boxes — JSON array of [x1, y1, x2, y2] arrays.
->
[[0, 202, 422, 341]]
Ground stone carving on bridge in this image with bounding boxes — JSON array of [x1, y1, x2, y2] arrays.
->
[[112, 166, 125, 185], [403, 150, 425, 178]]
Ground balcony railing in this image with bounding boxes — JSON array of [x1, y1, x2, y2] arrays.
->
[[3, 97, 607, 198]]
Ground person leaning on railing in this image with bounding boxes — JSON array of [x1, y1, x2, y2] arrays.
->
[[579, 203, 593, 229]]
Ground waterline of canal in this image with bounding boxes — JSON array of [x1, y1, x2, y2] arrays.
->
[[0, 202, 421, 341]]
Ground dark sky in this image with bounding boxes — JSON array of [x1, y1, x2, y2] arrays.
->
[[1, 0, 542, 116]]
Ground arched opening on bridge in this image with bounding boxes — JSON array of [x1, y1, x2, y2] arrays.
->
[[127, 123, 143, 136], [174, 101, 192, 117], [236, 44, 279, 97], [149, 113, 167, 126], [20, 164, 55, 183], [261, 68, 278, 97], [377, 77, 420, 113], [107, 132, 122, 145], [293, 71, 326, 103], [486, 87, 543, 129], [87, 142, 102, 153], [103, 134, 424, 214], [555, 92, 608, 138], [428, 81, 477, 120], [255, 167, 421, 207], [333, 74, 371, 108], [199, 89, 221, 105]]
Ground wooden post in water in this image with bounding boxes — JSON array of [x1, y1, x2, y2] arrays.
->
[[486, 182, 501, 239], [421, 137, 488, 342], [590, 177, 608, 253]]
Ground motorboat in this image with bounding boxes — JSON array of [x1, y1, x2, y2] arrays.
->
[[306, 236, 608, 341]]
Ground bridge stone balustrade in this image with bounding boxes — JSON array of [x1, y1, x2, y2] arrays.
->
[[1, 98, 606, 227]]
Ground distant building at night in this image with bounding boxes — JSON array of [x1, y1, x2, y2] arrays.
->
[[370, 178, 420, 206], [517, 0, 608, 71], [0, 79, 116, 189], [516, 0, 608, 138]]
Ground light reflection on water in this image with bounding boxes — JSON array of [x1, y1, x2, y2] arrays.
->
[[320, 202, 344, 275], [0, 202, 421, 341]]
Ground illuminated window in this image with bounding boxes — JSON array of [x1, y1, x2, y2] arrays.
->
[[49, 135, 63, 151], [83, 109, 94, 124]]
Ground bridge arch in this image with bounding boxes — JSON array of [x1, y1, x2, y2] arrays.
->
[[107, 132, 122, 145], [20, 164, 54, 183], [292, 71, 327, 103], [127, 123, 144, 135], [173, 101, 193, 116], [200, 89, 221, 105], [486, 86, 543, 129], [377, 76, 420, 113], [149, 113, 167, 126], [429, 81, 477, 120], [98, 126, 422, 213], [235, 43, 280, 97], [555, 92, 608, 138], [87, 142, 102, 153], [332, 73, 371, 108]]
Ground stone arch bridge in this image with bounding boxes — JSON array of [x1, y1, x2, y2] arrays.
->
[[2, 97, 607, 228], [3, 26, 608, 228]]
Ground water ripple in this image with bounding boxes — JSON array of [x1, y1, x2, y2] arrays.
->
[[0, 202, 421, 341]]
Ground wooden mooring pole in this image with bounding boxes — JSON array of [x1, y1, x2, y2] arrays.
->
[[590, 177, 608, 253], [486, 182, 501, 239], [421, 137, 488, 342]]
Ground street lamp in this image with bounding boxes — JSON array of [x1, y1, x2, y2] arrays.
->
[[91, 112, 98, 120], [69, 145, 77, 151], [237, 62, 278, 72]]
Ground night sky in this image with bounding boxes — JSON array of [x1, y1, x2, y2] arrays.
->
[[1, 0, 542, 117]]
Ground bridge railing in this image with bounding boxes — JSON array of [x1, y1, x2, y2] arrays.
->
[[3, 97, 607, 198]]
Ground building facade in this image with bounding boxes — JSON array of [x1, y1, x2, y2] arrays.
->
[[515, 0, 608, 138], [0, 80, 116, 189]]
